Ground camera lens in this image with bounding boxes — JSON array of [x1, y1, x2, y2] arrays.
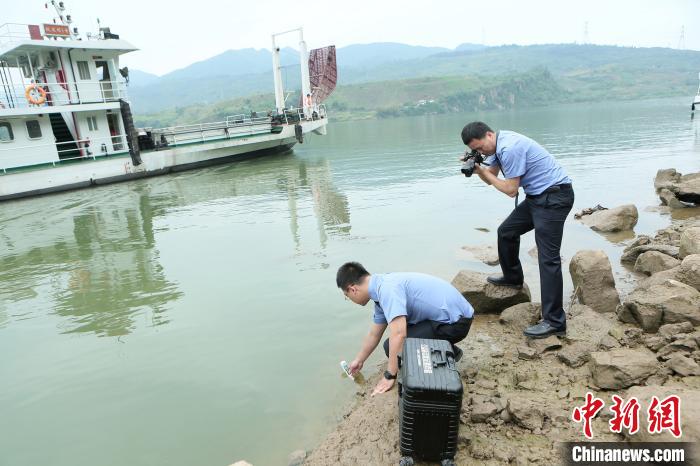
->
[[461, 159, 475, 177]]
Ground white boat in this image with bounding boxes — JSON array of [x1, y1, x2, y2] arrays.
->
[[0, 2, 337, 201], [693, 72, 700, 113]]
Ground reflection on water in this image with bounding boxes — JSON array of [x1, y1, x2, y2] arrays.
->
[[280, 158, 351, 251], [0, 155, 350, 336], [57, 201, 180, 336], [0, 190, 181, 336], [593, 229, 637, 244], [671, 205, 700, 220]]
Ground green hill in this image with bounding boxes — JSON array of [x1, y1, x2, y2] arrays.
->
[[131, 43, 700, 127], [339, 44, 700, 83], [129, 43, 700, 114], [134, 69, 568, 127]]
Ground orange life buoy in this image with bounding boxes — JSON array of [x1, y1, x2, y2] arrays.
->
[[25, 84, 47, 105]]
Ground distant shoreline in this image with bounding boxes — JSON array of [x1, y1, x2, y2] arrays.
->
[[132, 42, 700, 127]]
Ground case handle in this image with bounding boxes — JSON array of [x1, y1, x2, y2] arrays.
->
[[431, 347, 455, 368]]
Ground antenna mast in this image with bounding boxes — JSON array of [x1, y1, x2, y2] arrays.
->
[[49, 0, 78, 38]]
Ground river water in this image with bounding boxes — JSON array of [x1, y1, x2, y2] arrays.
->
[[1, 98, 699, 466]]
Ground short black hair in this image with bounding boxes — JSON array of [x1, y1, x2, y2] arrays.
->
[[336, 262, 370, 290], [461, 121, 493, 145]]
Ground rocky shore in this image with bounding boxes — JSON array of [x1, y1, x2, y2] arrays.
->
[[237, 170, 700, 466]]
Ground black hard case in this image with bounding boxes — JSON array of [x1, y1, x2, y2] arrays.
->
[[398, 338, 463, 462]]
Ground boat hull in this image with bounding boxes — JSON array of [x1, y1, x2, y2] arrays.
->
[[0, 119, 325, 202]]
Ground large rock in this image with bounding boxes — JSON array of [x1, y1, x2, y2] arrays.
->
[[557, 305, 616, 367], [621, 244, 680, 264], [619, 280, 700, 332], [654, 169, 681, 191], [471, 399, 499, 422], [675, 173, 700, 204], [589, 348, 658, 389], [567, 304, 617, 345], [625, 386, 700, 442], [657, 338, 699, 360], [558, 342, 593, 368], [638, 266, 681, 289], [626, 235, 651, 250], [517, 346, 538, 360], [677, 254, 700, 290], [634, 251, 681, 276], [579, 204, 638, 232], [655, 169, 700, 205], [526, 335, 562, 353], [666, 354, 700, 376], [451, 270, 531, 314], [569, 250, 620, 313], [661, 281, 700, 326], [680, 227, 700, 258], [499, 303, 541, 332], [658, 322, 695, 340], [506, 396, 545, 430], [659, 188, 688, 209]]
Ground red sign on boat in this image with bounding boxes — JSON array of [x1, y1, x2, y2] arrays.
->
[[43, 24, 71, 37]]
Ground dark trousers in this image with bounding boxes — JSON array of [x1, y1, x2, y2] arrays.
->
[[497, 186, 574, 329], [383, 317, 472, 357]]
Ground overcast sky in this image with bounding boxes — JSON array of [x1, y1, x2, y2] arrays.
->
[[4, 0, 699, 76]]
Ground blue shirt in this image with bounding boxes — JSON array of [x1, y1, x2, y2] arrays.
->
[[488, 130, 571, 196], [368, 273, 474, 325]]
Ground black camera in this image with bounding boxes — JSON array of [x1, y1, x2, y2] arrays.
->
[[461, 150, 485, 177]]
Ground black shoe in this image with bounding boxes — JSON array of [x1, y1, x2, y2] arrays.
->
[[523, 321, 566, 339], [486, 275, 523, 289], [451, 346, 463, 362]]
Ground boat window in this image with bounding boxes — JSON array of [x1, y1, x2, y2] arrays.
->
[[87, 116, 98, 131], [26, 120, 42, 139], [0, 122, 13, 142], [77, 61, 91, 80]]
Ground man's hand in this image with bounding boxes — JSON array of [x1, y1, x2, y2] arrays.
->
[[349, 359, 363, 375], [476, 164, 520, 197], [472, 163, 486, 176], [371, 377, 395, 396]]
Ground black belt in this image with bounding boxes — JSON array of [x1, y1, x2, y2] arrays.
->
[[526, 183, 572, 199]]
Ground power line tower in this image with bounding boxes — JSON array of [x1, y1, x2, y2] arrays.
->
[[678, 25, 686, 50], [583, 21, 589, 45]]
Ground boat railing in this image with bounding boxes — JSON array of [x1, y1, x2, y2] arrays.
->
[[0, 23, 34, 47], [150, 114, 274, 146], [0, 81, 128, 110], [224, 113, 270, 125], [280, 104, 327, 124], [0, 133, 129, 172]]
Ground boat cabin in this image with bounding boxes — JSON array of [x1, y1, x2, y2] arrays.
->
[[0, 21, 136, 171]]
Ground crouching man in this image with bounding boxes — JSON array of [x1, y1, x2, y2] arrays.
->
[[337, 262, 474, 395]]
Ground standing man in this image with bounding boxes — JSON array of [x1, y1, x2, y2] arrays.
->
[[337, 262, 474, 395], [461, 122, 574, 338], [304, 93, 314, 120]]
